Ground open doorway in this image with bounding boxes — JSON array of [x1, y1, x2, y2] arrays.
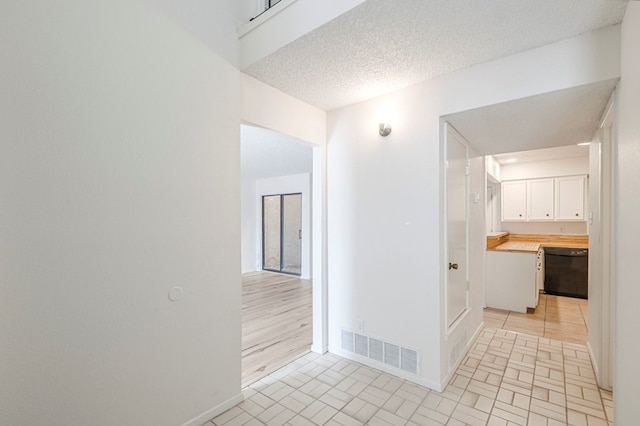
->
[[442, 80, 617, 390], [240, 124, 315, 386]]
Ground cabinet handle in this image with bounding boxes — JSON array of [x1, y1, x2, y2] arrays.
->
[[449, 262, 459, 270], [519, 214, 522, 217], [546, 213, 550, 217], [575, 213, 579, 217]]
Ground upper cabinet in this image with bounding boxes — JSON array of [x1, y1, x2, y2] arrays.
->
[[502, 175, 586, 222], [527, 179, 555, 221], [502, 181, 527, 221], [555, 176, 585, 220]]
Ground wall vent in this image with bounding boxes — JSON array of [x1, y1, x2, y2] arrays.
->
[[369, 338, 384, 362], [384, 342, 400, 368], [355, 334, 368, 356], [341, 330, 354, 352], [340, 329, 419, 376], [401, 347, 418, 374]]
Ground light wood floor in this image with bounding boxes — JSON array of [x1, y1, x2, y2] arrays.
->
[[241, 271, 312, 387], [484, 293, 589, 344]]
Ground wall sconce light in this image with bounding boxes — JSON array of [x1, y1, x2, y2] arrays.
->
[[379, 122, 392, 137], [376, 106, 395, 137]]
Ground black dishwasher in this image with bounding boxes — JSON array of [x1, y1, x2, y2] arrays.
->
[[544, 247, 589, 299]]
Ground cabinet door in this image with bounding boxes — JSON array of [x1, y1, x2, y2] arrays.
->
[[528, 179, 554, 220], [555, 176, 585, 220], [501, 181, 527, 221]]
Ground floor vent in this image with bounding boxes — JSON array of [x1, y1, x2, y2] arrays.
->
[[341, 329, 419, 376]]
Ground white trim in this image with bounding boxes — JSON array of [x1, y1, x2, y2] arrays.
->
[[180, 393, 244, 426], [587, 341, 601, 386], [312, 145, 329, 354]]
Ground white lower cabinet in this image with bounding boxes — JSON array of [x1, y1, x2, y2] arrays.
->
[[485, 251, 537, 313]]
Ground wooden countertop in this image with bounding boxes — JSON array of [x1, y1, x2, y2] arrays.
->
[[487, 233, 589, 253]]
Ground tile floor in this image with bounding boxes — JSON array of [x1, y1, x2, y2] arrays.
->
[[483, 294, 589, 345], [205, 328, 612, 426]]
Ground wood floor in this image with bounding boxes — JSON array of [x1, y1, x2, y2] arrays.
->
[[241, 271, 312, 387]]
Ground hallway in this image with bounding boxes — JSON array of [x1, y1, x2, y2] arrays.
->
[[209, 328, 612, 425], [242, 272, 313, 387], [483, 294, 589, 345]]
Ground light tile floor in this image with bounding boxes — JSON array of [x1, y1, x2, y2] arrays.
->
[[483, 294, 589, 345], [205, 328, 612, 426]]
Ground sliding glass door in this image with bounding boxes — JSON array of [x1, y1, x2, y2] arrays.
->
[[262, 193, 302, 275]]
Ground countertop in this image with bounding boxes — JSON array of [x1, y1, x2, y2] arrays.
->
[[487, 233, 589, 253]]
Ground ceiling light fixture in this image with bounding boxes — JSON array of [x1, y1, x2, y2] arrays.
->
[[504, 158, 517, 163], [379, 123, 392, 137], [577, 142, 591, 146]]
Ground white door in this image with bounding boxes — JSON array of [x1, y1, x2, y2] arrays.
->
[[446, 124, 469, 327]]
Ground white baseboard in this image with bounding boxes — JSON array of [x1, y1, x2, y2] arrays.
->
[[327, 346, 443, 392], [311, 344, 328, 354], [586, 341, 602, 387], [181, 393, 244, 426]]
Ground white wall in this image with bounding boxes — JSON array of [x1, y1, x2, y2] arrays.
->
[[614, 4, 640, 423], [241, 73, 327, 146], [326, 26, 621, 389], [238, 0, 367, 68], [242, 176, 258, 273], [151, 0, 243, 67], [0, 1, 241, 425], [252, 174, 312, 279], [500, 156, 589, 180], [486, 156, 502, 181], [500, 157, 590, 234]]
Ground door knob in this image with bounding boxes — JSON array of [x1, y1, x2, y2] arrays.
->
[[449, 262, 459, 270]]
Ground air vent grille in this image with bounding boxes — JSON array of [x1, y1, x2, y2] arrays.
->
[[355, 334, 368, 356], [340, 329, 419, 376], [369, 338, 384, 362], [341, 330, 354, 352], [401, 347, 418, 374]]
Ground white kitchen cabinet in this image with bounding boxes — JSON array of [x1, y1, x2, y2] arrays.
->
[[555, 176, 585, 220], [501, 175, 586, 222], [501, 181, 527, 221], [485, 250, 537, 313], [527, 179, 554, 220]]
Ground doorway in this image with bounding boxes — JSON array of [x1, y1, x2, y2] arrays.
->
[[262, 193, 303, 275]]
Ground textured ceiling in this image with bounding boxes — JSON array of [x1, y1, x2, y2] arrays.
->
[[443, 78, 618, 156], [243, 0, 628, 111], [241, 125, 313, 179]]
